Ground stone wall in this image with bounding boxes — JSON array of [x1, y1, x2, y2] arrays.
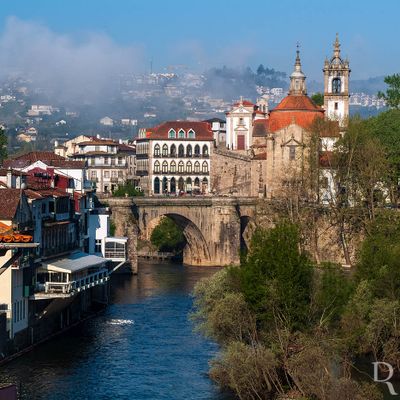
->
[[211, 148, 267, 197]]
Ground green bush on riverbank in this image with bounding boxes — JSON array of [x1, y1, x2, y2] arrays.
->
[[192, 218, 400, 400]]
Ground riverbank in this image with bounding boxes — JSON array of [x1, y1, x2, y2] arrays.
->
[[0, 261, 232, 400]]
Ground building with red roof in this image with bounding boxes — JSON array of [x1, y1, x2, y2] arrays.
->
[[136, 121, 213, 195]]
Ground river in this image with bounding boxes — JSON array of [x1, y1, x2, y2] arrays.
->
[[0, 262, 233, 400]]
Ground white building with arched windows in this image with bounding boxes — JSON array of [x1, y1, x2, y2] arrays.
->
[[135, 121, 214, 195]]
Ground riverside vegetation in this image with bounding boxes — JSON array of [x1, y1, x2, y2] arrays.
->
[[192, 77, 400, 400]]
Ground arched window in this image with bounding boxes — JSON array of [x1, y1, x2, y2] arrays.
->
[[194, 161, 200, 173], [162, 161, 168, 173], [178, 161, 184, 173], [194, 177, 200, 188], [202, 177, 208, 193], [178, 129, 185, 138], [168, 129, 176, 138], [170, 160, 176, 173], [178, 177, 184, 191], [154, 160, 160, 173], [154, 144, 160, 157], [186, 177, 192, 192], [186, 161, 192, 173], [170, 144, 176, 157], [194, 144, 200, 156], [202, 145, 209, 156], [162, 177, 168, 193], [202, 161, 208, 173], [170, 177, 176, 193], [188, 129, 195, 138], [154, 177, 160, 194], [332, 78, 341, 94], [186, 144, 192, 157], [162, 144, 168, 157], [178, 144, 184, 157]]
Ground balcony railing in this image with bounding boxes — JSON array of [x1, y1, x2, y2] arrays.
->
[[35, 269, 109, 298]]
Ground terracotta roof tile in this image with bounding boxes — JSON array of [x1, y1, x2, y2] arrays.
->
[[0, 189, 23, 220], [146, 121, 213, 140], [273, 95, 323, 112]]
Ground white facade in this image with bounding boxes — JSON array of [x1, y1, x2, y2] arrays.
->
[[150, 139, 211, 195], [226, 105, 253, 151]]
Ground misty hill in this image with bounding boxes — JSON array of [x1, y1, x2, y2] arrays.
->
[[202, 65, 288, 100]]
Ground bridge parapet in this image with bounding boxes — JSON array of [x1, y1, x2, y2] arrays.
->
[[100, 196, 259, 267]]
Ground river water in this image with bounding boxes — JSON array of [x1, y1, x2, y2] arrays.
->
[[0, 262, 233, 400]]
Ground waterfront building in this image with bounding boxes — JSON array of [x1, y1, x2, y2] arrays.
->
[[0, 189, 36, 341], [62, 137, 136, 194], [136, 121, 213, 195]]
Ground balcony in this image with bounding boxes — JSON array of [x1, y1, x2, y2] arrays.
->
[[34, 269, 109, 299]]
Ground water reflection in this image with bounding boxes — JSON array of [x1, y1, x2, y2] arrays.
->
[[0, 262, 233, 400]]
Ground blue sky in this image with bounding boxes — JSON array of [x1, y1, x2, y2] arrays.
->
[[0, 0, 398, 80]]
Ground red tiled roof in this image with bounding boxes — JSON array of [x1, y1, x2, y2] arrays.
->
[[233, 100, 254, 107], [0, 168, 29, 176], [118, 143, 135, 152], [273, 95, 323, 112], [0, 189, 23, 220], [9, 151, 65, 162], [146, 121, 213, 140], [49, 160, 86, 169]]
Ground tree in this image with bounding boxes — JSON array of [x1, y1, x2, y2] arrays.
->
[[237, 222, 314, 331], [0, 128, 8, 163], [150, 216, 185, 252], [112, 183, 144, 197], [311, 92, 324, 106], [378, 73, 400, 109], [366, 109, 400, 204]]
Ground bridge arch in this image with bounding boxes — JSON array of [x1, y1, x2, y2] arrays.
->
[[145, 213, 212, 266]]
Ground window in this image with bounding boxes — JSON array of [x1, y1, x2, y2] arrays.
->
[[91, 171, 97, 178], [178, 144, 184, 157], [154, 177, 160, 194], [202, 145, 209, 156], [162, 144, 169, 157], [162, 161, 168, 173], [170, 144, 176, 157], [154, 144, 161, 156], [188, 129, 195, 138], [154, 160, 160, 173], [118, 171, 123, 178], [178, 129, 185, 138], [289, 146, 296, 161], [187, 144, 192, 157], [332, 77, 341, 93], [202, 161, 208, 173], [170, 160, 176, 173], [118, 157, 123, 165], [168, 129, 176, 138], [334, 102, 339, 110], [112, 171, 117, 178], [95, 146, 100, 152], [186, 161, 192, 173], [42, 203, 46, 214], [104, 171, 110, 178], [178, 161, 184, 173], [95, 239, 102, 253], [194, 161, 200, 173], [194, 145, 200, 156], [104, 157, 109, 165]]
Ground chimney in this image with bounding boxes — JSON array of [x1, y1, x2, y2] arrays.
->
[[96, 134, 100, 139], [6, 167, 12, 188]]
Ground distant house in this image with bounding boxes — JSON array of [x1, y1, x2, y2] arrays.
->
[[99, 117, 114, 126]]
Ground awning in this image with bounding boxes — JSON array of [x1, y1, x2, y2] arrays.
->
[[38, 251, 105, 274]]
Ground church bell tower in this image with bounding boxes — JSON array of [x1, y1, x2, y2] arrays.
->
[[323, 34, 350, 128]]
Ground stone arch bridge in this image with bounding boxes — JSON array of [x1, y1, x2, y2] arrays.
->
[[104, 197, 258, 267]]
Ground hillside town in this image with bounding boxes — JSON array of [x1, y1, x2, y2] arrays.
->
[[0, 19, 399, 398]]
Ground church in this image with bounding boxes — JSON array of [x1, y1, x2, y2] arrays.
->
[[222, 35, 350, 199]]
